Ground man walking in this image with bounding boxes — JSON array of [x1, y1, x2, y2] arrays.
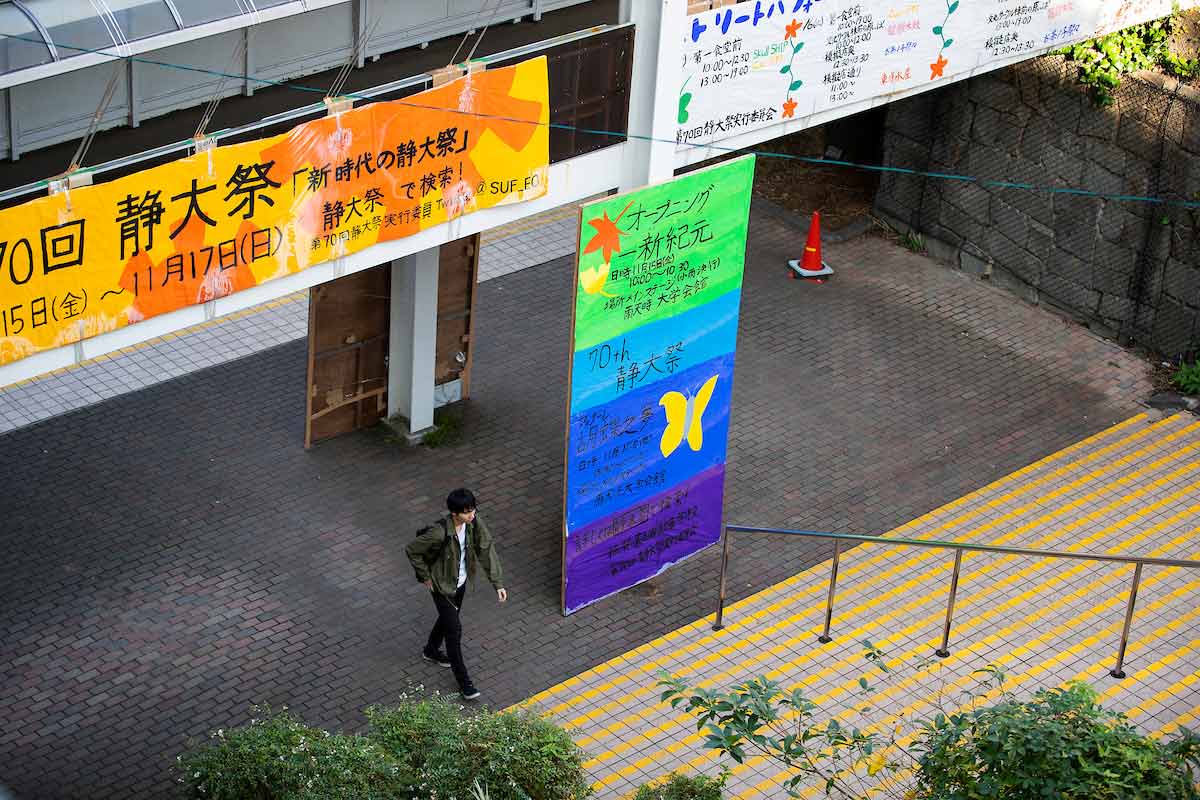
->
[[406, 488, 506, 700]]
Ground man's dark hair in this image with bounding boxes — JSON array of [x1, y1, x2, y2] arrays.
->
[[446, 488, 477, 514]]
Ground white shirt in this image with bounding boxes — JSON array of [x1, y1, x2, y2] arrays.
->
[[455, 523, 467, 588]]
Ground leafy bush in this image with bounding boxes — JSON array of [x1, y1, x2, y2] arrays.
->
[[178, 696, 592, 800], [632, 771, 727, 800], [659, 642, 925, 799], [1173, 361, 1200, 395], [176, 709, 414, 800], [367, 696, 592, 800], [914, 682, 1200, 800]]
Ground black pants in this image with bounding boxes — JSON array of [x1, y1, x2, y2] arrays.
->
[[425, 585, 470, 690]]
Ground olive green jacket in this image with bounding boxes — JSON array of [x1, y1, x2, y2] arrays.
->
[[405, 513, 504, 596]]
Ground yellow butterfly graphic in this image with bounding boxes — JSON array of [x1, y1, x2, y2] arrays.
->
[[658, 375, 719, 458]]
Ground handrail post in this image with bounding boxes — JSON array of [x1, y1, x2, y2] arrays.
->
[[1109, 561, 1144, 679], [818, 539, 842, 643], [935, 549, 964, 658], [713, 526, 732, 631]]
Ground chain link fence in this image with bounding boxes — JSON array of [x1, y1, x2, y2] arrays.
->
[[875, 54, 1200, 363]]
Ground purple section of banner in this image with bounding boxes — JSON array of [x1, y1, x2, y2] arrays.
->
[[564, 464, 726, 613]]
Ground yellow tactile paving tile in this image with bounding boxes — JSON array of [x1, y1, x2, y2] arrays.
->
[[516, 413, 1200, 797], [590, 539, 1200, 792], [1156, 707, 1200, 738], [520, 413, 1163, 716], [694, 552, 1199, 794], [564, 432, 1200, 744], [728, 578, 1200, 799], [577, 513, 1200, 772]]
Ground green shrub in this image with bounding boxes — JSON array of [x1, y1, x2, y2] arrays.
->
[[176, 709, 414, 799], [632, 771, 727, 800], [1172, 361, 1200, 395], [178, 696, 592, 800], [365, 695, 592, 800], [914, 682, 1200, 800]]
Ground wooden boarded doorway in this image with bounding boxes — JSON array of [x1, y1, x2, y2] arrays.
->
[[436, 234, 480, 397], [304, 265, 390, 447]]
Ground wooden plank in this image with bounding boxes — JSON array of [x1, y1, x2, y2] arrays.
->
[[310, 387, 386, 421], [435, 317, 469, 384], [305, 264, 390, 445], [434, 234, 479, 392], [304, 286, 318, 449], [460, 233, 480, 399], [309, 270, 389, 352]]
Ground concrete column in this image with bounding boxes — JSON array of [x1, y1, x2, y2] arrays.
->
[[388, 247, 439, 438], [620, 0, 685, 191]]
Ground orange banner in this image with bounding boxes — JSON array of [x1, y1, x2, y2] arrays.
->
[[0, 58, 549, 367]]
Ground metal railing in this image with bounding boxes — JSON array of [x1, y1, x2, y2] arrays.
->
[[713, 526, 1200, 679]]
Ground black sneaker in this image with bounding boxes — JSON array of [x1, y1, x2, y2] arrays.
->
[[460, 685, 481, 701], [422, 649, 451, 668]]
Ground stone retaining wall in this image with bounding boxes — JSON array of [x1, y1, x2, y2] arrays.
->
[[874, 56, 1200, 360]]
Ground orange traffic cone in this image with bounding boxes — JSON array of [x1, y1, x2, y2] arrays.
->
[[788, 211, 834, 279]]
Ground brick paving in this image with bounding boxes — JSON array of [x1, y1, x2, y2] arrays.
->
[[0, 295, 308, 434], [477, 198, 592, 282], [0, 205, 1155, 798]]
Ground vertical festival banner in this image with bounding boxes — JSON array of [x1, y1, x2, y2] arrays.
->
[[562, 155, 754, 614]]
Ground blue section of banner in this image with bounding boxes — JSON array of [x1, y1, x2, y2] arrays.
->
[[565, 351, 735, 532], [569, 289, 741, 413]]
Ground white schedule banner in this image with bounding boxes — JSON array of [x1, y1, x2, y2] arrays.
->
[[677, 0, 1193, 149]]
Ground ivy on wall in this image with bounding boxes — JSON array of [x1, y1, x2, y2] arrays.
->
[[1059, 12, 1199, 106]]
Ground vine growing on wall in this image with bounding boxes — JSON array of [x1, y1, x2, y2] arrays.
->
[[1059, 12, 1199, 107]]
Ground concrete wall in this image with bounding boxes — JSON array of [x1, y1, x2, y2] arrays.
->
[[874, 57, 1200, 360]]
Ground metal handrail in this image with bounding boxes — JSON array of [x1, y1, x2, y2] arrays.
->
[[0, 22, 631, 206], [713, 526, 1200, 680]]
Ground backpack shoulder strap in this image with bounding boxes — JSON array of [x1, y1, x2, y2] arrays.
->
[[435, 517, 451, 560]]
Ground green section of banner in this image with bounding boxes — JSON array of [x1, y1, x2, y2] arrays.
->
[[572, 155, 755, 352]]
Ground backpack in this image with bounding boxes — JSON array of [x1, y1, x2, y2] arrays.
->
[[416, 518, 453, 567]]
